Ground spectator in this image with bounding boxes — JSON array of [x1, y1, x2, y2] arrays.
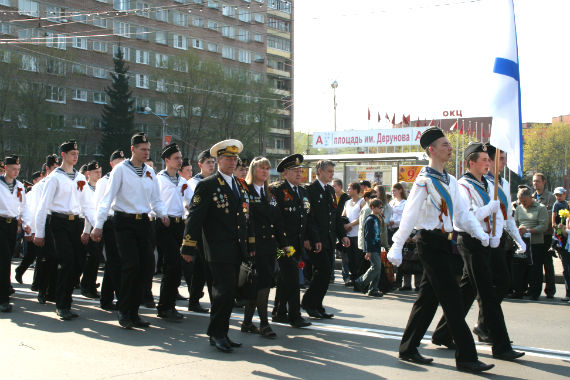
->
[[332, 179, 350, 283], [357, 190, 378, 254], [551, 187, 570, 302], [389, 183, 412, 290], [360, 180, 372, 195], [342, 182, 366, 285], [374, 184, 392, 226], [532, 173, 557, 298], [512, 187, 548, 300]]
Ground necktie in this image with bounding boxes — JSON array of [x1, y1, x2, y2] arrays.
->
[[232, 177, 240, 200], [293, 186, 299, 198], [260, 187, 266, 202]]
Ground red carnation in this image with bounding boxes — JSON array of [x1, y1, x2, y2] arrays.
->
[[297, 261, 305, 269]]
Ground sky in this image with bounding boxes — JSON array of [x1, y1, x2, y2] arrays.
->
[[293, 0, 570, 133]]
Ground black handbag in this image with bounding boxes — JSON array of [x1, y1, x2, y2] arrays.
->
[[238, 260, 256, 287]]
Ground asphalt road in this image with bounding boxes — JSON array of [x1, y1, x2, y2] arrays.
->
[[2, 264, 569, 380]]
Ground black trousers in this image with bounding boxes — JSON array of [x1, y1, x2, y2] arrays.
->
[[512, 243, 545, 297], [15, 238, 37, 280], [207, 261, 239, 338], [543, 235, 556, 296], [274, 253, 302, 321], [36, 218, 57, 299], [81, 238, 102, 292], [143, 220, 157, 302], [432, 234, 512, 355], [49, 216, 85, 310], [100, 218, 121, 306], [399, 230, 478, 363], [189, 247, 212, 305], [156, 219, 186, 311], [302, 246, 332, 310], [346, 236, 364, 280], [0, 219, 17, 304], [113, 215, 154, 316]]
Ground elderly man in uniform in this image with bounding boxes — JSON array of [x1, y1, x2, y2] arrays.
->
[[180, 139, 254, 353]]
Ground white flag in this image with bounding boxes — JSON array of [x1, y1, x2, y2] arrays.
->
[[489, 0, 523, 176]]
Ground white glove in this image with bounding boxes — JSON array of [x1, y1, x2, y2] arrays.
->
[[488, 200, 500, 214], [387, 248, 402, 267], [490, 235, 501, 248], [515, 240, 526, 254], [479, 232, 489, 247], [474, 200, 500, 220]]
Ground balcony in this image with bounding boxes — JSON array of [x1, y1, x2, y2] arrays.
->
[[267, 28, 290, 40], [266, 48, 290, 59], [266, 147, 290, 155], [268, 9, 291, 20], [267, 67, 290, 78], [269, 127, 290, 135], [271, 88, 291, 96], [270, 108, 291, 116]]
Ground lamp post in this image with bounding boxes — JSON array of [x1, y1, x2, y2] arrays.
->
[[331, 80, 338, 131], [145, 105, 184, 169]]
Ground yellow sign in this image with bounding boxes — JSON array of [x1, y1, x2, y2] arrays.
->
[[398, 165, 424, 183]]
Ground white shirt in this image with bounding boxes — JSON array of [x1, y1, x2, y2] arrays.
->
[[82, 182, 98, 233], [35, 168, 96, 239], [218, 170, 235, 189], [253, 183, 264, 197], [188, 173, 206, 192], [389, 198, 406, 227], [486, 173, 524, 245], [390, 172, 486, 255], [344, 198, 364, 237], [94, 160, 166, 229], [456, 174, 504, 235], [157, 170, 193, 218], [0, 176, 32, 228], [317, 179, 327, 191]]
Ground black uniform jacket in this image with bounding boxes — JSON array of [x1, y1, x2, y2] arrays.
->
[[181, 172, 254, 264], [271, 181, 310, 255], [247, 184, 287, 256], [305, 179, 346, 250]]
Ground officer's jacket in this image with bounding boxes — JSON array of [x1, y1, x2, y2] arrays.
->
[[306, 179, 346, 250], [247, 183, 287, 256], [271, 181, 310, 254]]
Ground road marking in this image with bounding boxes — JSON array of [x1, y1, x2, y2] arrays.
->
[[11, 288, 570, 361]]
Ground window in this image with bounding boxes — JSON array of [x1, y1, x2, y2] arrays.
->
[[155, 9, 168, 22], [18, 0, 39, 17], [18, 28, 40, 45], [267, 36, 290, 52], [155, 53, 168, 68], [222, 4, 235, 17], [136, 74, 149, 89], [207, 0, 219, 9], [274, 137, 285, 149], [135, 26, 149, 40], [46, 6, 65, 22], [135, 97, 150, 110], [45, 85, 66, 103], [155, 100, 167, 115], [253, 13, 264, 23], [113, 21, 130, 38], [221, 25, 235, 39], [46, 58, 66, 75], [113, 45, 130, 60], [237, 29, 250, 42], [0, 23, 11, 35], [136, 2, 150, 18], [254, 53, 264, 63], [268, 0, 290, 14], [221, 46, 234, 60], [46, 32, 66, 50], [113, 0, 128, 11], [192, 17, 204, 27], [192, 106, 201, 116], [238, 8, 251, 23], [93, 67, 106, 78], [238, 49, 251, 64], [47, 114, 65, 130], [0, 50, 10, 63], [156, 79, 166, 92], [173, 11, 187, 26], [92, 41, 108, 53], [72, 63, 87, 75], [155, 31, 167, 45], [72, 37, 88, 50], [72, 116, 89, 129], [192, 39, 203, 50], [71, 12, 88, 23], [135, 50, 149, 64], [93, 16, 107, 28], [72, 89, 88, 101], [93, 92, 107, 104], [173, 34, 187, 50], [268, 17, 290, 32], [207, 20, 219, 31], [253, 33, 263, 43], [207, 43, 218, 53]]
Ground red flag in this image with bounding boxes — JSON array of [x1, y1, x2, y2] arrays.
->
[[416, 118, 420, 127], [437, 120, 441, 128], [378, 112, 381, 122], [385, 113, 390, 121], [482, 127, 487, 139], [429, 120, 435, 126], [368, 108, 370, 120], [406, 114, 410, 125], [467, 123, 471, 135], [391, 114, 395, 125], [459, 120, 464, 135], [450, 120, 458, 131]]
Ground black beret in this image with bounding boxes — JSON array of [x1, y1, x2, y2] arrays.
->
[[181, 157, 190, 168], [131, 132, 148, 146], [45, 154, 59, 167], [110, 150, 125, 161], [4, 155, 19, 165], [60, 140, 78, 153], [160, 143, 180, 160], [41, 163, 47, 173], [197, 149, 212, 163], [277, 154, 304, 173], [86, 161, 100, 171], [485, 144, 497, 160], [420, 127, 445, 149], [463, 142, 488, 160], [240, 158, 250, 168], [32, 171, 41, 180], [79, 164, 87, 174]]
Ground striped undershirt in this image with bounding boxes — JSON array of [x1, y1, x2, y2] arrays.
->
[[88, 183, 96, 192], [7, 181, 15, 193], [134, 166, 144, 177], [169, 174, 179, 186]]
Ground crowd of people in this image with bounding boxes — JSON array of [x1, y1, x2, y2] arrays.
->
[[1, 128, 569, 373]]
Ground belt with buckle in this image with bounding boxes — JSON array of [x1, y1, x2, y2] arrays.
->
[[169, 216, 183, 224], [0, 216, 14, 224], [51, 212, 79, 221], [425, 229, 454, 241], [115, 211, 149, 220]]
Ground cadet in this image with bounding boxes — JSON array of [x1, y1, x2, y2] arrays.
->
[[178, 158, 192, 181], [1, 156, 32, 312], [271, 154, 312, 328], [180, 139, 254, 353], [91, 133, 168, 329], [156, 143, 192, 321], [34, 141, 96, 320], [387, 128, 494, 373]]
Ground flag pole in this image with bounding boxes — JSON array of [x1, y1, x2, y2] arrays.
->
[[455, 118, 459, 176], [492, 148, 501, 235], [462, 119, 465, 174]]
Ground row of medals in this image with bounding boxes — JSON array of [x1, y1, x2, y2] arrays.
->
[[213, 189, 230, 214]]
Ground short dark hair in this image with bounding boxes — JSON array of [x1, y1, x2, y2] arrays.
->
[[360, 180, 371, 188], [363, 190, 377, 200], [533, 172, 546, 183], [315, 160, 335, 172], [333, 179, 343, 188], [370, 199, 383, 209], [349, 182, 361, 193], [466, 152, 482, 168]]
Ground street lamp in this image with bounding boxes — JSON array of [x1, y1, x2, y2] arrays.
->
[[145, 105, 184, 169], [331, 80, 338, 131]]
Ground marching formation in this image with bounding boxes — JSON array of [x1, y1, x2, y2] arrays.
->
[[2, 128, 561, 374]]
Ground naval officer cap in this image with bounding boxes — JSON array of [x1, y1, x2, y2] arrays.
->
[[419, 127, 446, 149], [210, 139, 243, 158], [277, 154, 304, 173], [110, 150, 125, 162], [131, 132, 148, 146], [463, 142, 488, 160], [160, 143, 180, 160], [60, 140, 78, 153], [181, 157, 190, 168], [4, 155, 20, 165], [86, 160, 100, 171]]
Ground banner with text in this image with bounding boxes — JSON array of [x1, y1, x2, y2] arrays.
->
[[312, 127, 429, 149]]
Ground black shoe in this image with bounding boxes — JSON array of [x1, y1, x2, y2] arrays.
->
[[303, 307, 323, 319], [209, 337, 233, 353], [399, 351, 433, 365], [15, 270, 23, 284], [344, 280, 354, 287], [100, 302, 118, 311], [70, 311, 79, 319], [272, 314, 289, 323], [9, 285, 15, 295], [30, 284, 38, 292], [188, 302, 209, 313], [398, 286, 412, 291], [0, 303, 12, 313], [81, 289, 100, 299], [290, 317, 311, 328], [473, 325, 493, 344], [37, 293, 47, 305], [142, 300, 156, 308], [456, 360, 494, 373], [131, 314, 151, 328], [241, 322, 260, 333], [368, 290, 383, 297], [118, 312, 134, 329], [318, 308, 334, 319], [56, 308, 74, 321], [546, 294, 554, 299], [176, 292, 187, 301], [46, 294, 56, 303], [493, 349, 525, 361], [157, 309, 184, 321], [432, 336, 457, 350], [226, 336, 242, 347]]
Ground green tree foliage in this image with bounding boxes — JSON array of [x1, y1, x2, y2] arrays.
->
[[100, 48, 134, 171]]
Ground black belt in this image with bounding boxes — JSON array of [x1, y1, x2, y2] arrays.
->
[[0, 216, 15, 224], [51, 212, 80, 221], [168, 216, 184, 224], [423, 229, 454, 241], [115, 211, 149, 220]]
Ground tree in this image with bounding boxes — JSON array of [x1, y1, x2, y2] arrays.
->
[[99, 48, 134, 171]]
